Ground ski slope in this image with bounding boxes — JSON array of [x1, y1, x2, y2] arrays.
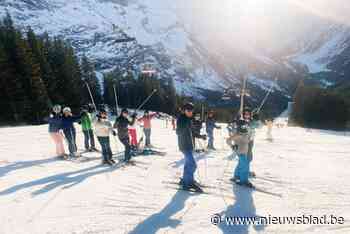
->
[[0, 120, 349, 234]]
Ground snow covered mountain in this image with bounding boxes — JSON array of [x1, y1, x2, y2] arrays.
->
[[1, 0, 349, 107]]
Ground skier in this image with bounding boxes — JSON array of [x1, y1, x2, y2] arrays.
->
[[243, 108, 262, 176], [114, 109, 136, 162], [176, 103, 203, 192], [230, 119, 252, 187], [93, 109, 116, 165], [128, 113, 138, 151], [62, 107, 81, 157], [80, 106, 97, 152], [192, 113, 207, 153], [138, 110, 157, 147], [48, 105, 67, 159], [206, 110, 221, 150]]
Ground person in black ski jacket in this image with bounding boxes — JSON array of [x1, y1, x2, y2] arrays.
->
[[114, 108, 136, 162], [176, 103, 202, 192]]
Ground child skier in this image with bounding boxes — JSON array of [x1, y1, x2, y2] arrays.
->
[[192, 113, 207, 152], [138, 110, 157, 147], [229, 119, 252, 187], [80, 106, 97, 152], [93, 109, 116, 165], [206, 110, 221, 150], [128, 113, 138, 151], [48, 105, 67, 159], [243, 109, 262, 177], [62, 107, 81, 157], [114, 109, 136, 162], [176, 103, 203, 192]]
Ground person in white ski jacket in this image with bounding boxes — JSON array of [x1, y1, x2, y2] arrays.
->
[[93, 109, 116, 165]]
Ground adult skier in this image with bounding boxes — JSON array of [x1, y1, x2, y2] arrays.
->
[[80, 106, 97, 152], [176, 103, 203, 192], [192, 113, 207, 152], [62, 107, 81, 157], [230, 119, 252, 187], [114, 109, 136, 162], [48, 105, 67, 159], [206, 110, 221, 150], [138, 110, 157, 147], [93, 109, 116, 165]]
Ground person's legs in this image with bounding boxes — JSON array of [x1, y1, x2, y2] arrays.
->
[[63, 129, 75, 155], [238, 154, 249, 184], [105, 137, 113, 160], [207, 131, 214, 148], [50, 133, 63, 156], [56, 133, 66, 155], [144, 128, 151, 146], [98, 137, 108, 162], [182, 150, 197, 186], [120, 137, 131, 162], [234, 154, 243, 179], [247, 140, 254, 162], [89, 129, 96, 149], [83, 130, 89, 150], [129, 129, 137, 146]]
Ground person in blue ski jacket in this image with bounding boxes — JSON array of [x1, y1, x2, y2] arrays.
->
[[61, 107, 81, 157], [206, 110, 221, 150]]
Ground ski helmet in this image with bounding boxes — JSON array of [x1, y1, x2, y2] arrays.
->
[[237, 119, 249, 134], [52, 105, 61, 114], [183, 102, 194, 111], [62, 107, 71, 114]]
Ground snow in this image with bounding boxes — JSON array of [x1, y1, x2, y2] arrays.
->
[[0, 119, 349, 233], [291, 26, 349, 73]]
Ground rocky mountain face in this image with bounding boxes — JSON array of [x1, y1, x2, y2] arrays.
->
[[1, 0, 349, 113]]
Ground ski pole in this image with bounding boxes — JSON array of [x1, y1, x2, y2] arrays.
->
[[239, 75, 248, 119], [84, 81, 97, 112], [136, 89, 157, 112], [253, 77, 278, 114], [113, 84, 119, 116]]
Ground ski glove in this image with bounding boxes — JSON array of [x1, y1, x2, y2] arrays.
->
[[112, 130, 117, 136]]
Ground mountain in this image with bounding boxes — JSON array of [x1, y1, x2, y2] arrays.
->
[[1, 0, 349, 113]]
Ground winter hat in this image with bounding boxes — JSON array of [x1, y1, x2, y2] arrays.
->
[[121, 108, 128, 114], [183, 102, 194, 111], [237, 119, 249, 134], [62, 107, 71, 114], [52, 105, 61, 114], [144, 110, 149, 115]]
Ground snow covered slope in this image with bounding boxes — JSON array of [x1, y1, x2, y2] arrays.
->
[[0, 120, 349, 233]]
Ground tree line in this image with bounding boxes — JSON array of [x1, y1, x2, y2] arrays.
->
[[0, 13, 102, 124], [290, 81, 349, 130]]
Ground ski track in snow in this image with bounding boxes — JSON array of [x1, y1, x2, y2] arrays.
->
[[0, 120, 349, 233]]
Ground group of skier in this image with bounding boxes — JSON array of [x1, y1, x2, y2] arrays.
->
[[48, 100, 270, 192], [48, 104, 158, 165]]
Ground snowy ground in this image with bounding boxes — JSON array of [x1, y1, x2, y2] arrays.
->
[[0, 119, 349, 234]]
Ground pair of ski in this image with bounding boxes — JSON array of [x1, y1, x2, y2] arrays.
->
[[164, 179, 282, 198]]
